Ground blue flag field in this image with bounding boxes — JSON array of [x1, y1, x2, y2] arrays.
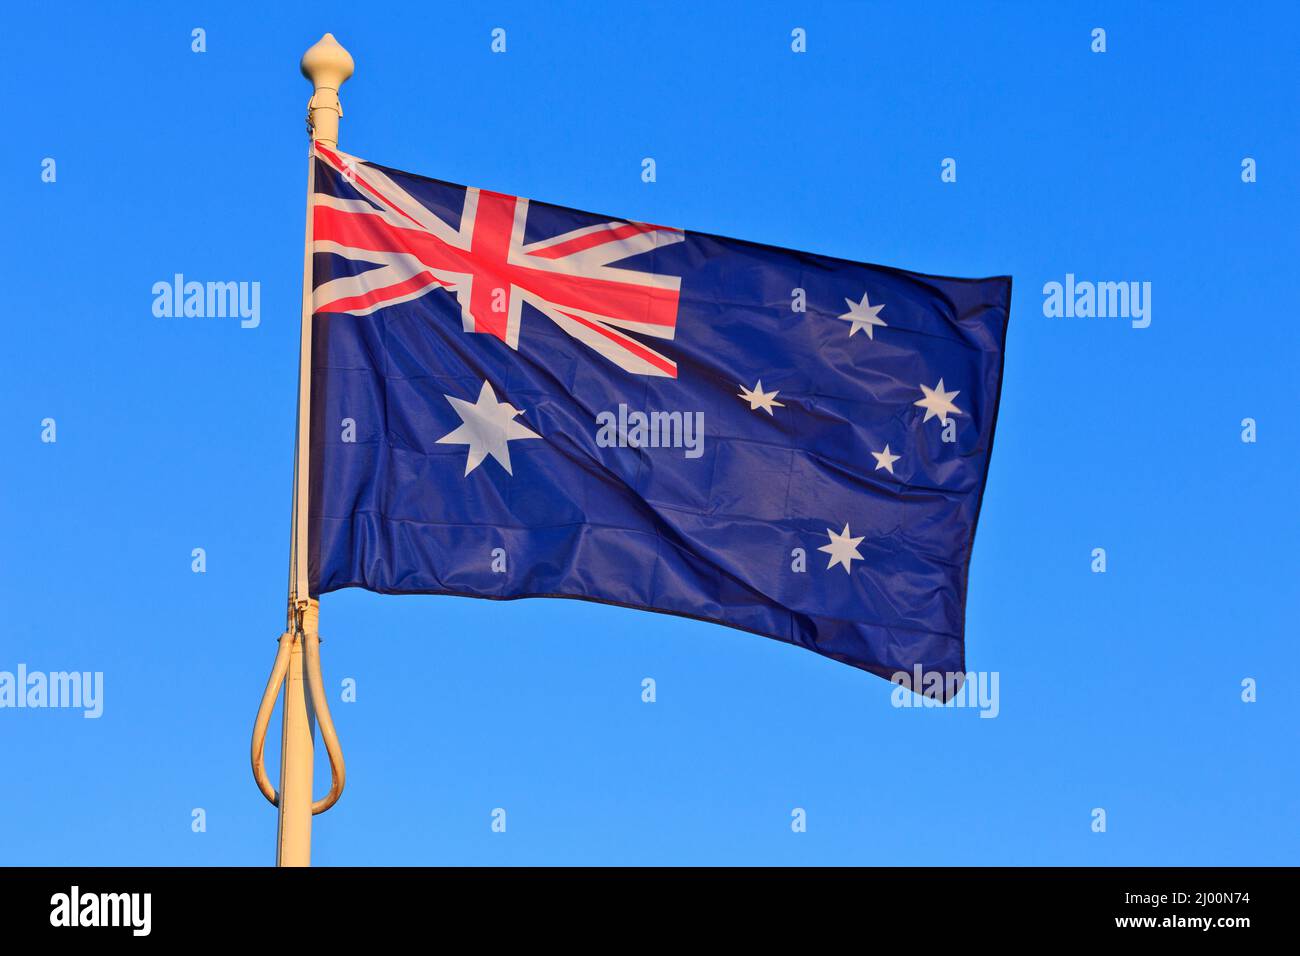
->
[[307, 144, 1011, 684]]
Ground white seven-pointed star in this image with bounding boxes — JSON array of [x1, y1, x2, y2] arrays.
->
[[818, 523, 865, 574], [436, 380, 541, 476], [871, 444, 901, 474], [914, 379, 962, 425], [839, 292, 888, 339], [738, 380, 785, 415]]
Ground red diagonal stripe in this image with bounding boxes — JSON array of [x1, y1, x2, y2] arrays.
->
[[528, 221, 673, 260], [557, 309, 677, 377]]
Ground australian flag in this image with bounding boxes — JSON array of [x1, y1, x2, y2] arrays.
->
[[307, 144, 1011, 686]]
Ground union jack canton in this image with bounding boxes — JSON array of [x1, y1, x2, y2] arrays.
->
[[313, 143, 684, 377]]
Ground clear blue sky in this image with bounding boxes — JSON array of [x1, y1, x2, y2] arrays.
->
[[2, 1, 1296, 865]]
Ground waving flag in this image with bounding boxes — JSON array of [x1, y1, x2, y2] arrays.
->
[[307, 144, 1011, 685]]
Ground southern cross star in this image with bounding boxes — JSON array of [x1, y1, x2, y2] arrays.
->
[[871, 444, 901, 474], [819, 523, 865, 574], [914, 379, 962, 425], [437, 379, 541, 476], [839, 292, 888, 339], [738, 380, 785, 415]]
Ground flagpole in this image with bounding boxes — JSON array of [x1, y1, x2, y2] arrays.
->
[[251, 32, 353, 868]]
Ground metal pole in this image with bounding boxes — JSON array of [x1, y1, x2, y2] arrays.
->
[[275, 609, 315, 866], [276, 33, 354, 868]]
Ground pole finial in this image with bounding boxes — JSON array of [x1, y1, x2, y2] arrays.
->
[[301, 33, 354, 147]]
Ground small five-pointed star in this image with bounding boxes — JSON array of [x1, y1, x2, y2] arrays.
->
[[871, 444, 901, 474], [437, 379, 541, 476], [914, 379, 962, 425], [737, 380, 785, 415], [839, 291, 888, 339], [819, 523, 865, 574]]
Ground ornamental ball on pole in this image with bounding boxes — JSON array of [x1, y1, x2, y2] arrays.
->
[[300, 33, 354, 146]]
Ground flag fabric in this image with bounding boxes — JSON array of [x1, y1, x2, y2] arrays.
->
[[307, 144, 1011, 685]]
